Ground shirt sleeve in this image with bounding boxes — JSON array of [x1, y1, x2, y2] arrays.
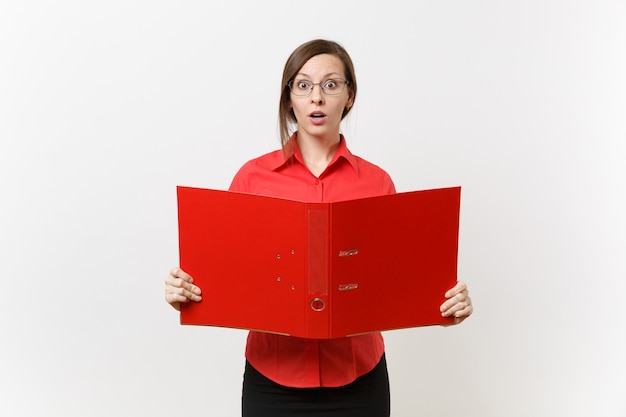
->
[[383, 173, 397, 195], [228, 162, 252, 193]]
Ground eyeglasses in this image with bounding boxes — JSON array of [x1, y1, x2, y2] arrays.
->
[[288, 78, 349, 96]]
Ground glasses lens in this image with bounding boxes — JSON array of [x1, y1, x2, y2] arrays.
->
[[290, 80, 312, 96], [321, 79, 345, 95]]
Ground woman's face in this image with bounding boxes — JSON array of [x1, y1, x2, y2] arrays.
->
[[289, 54, 353, 142]]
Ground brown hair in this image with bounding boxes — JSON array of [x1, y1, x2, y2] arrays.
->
[[278, 39, 357, 148]]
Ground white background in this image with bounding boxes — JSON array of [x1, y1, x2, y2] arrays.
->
[[1, 1, 625, 416]]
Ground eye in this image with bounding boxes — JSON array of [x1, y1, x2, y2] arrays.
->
[[323, 79, 339, 91], [295, 80, 312, 91]]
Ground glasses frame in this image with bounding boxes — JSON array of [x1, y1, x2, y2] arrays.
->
[[287, 78, 350, 97]]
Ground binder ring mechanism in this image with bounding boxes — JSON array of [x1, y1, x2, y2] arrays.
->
[[310, 298, 326, 312], [338, 248, 359, 257], [338, 283, 359, 291]]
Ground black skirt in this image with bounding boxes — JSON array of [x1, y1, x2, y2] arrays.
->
[[241, 353, 390, 417]]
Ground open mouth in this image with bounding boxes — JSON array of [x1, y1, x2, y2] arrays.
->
[[310, 112, 326, 118]]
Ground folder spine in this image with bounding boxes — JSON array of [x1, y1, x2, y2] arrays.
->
[[305, 204, 331, 338]]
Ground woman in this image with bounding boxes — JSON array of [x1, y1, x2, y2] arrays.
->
[[165, 39, 473, 417]]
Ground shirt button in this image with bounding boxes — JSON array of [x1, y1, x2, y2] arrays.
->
[[314, 180, 320, 185]]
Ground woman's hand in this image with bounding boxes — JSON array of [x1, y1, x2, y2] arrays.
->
[[165, 267, 202, 311], [440, 281, 472, 324]]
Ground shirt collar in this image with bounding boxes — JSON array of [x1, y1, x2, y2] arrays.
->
[[271, 133, 359, 174]]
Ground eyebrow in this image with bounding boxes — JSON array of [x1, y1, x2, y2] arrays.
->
[[295, 72, 343, 79]]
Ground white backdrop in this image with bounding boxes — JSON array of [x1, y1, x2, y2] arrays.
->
[[1, 1, 625, 416]]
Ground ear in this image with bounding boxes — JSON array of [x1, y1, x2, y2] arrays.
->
[[346, 89, 355, 109]]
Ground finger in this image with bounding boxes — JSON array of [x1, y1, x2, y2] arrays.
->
[[173, 284, 202, 301], [166, 285, 202, 303], [441, 296, 472, 317], [454, 296, 473, 316], [454, 302, 473, 318], [454, 303, 473, 319], [170, 267, 194, 283], [165, 291, 189, 304], [440, 290, 468, 313], [445, 281, 467, 298], [165, 274, 202, 295], [178, 279, 202, 296]]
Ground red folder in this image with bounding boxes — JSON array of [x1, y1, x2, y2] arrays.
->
[[177, 186, 461, 338]]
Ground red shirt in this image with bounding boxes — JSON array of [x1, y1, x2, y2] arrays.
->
[[229, 135, 396, 388]]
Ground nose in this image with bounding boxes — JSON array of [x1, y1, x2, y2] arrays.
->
[[310, 84, 324, 104]]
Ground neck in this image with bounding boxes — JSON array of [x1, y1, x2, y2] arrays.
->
[[295, 132, 341, 177]]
